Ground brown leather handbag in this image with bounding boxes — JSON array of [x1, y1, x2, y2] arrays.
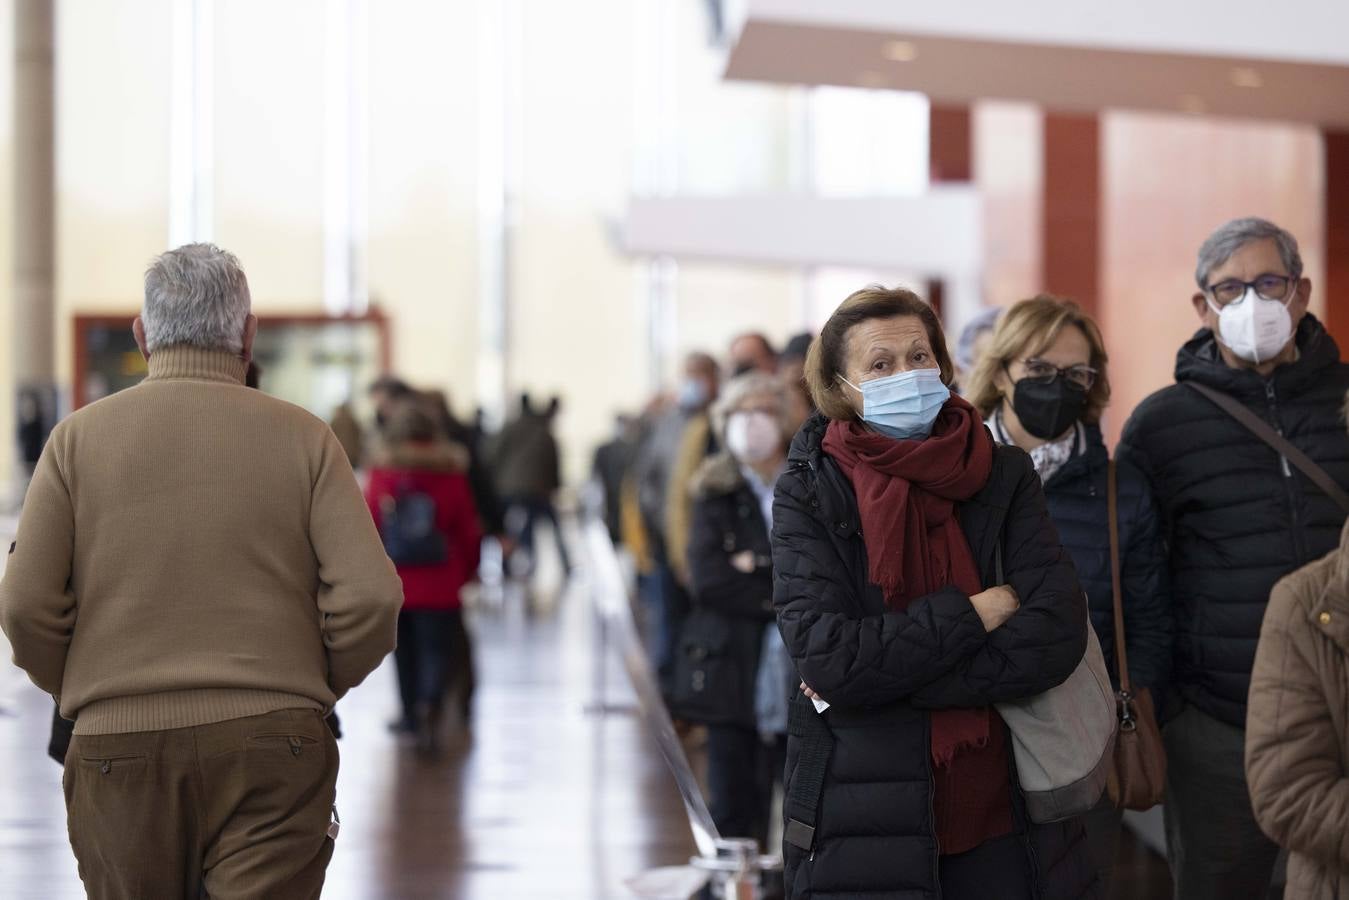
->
[[1104, 460, 1168, 810]]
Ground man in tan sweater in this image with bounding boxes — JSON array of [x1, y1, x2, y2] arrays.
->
[[0, 243, 403, 899]]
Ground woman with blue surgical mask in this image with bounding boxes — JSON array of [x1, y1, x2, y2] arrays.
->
[[771, 286, 1097, 900]]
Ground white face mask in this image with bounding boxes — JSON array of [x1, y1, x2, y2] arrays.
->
[[725, 410, 782, 464], [1206, 287, 1294, 365]]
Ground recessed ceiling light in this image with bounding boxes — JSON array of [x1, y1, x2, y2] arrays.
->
[[884, 40, 918, 63], [1178, 93, 1207, 114], [857, 71, 890, 90], [1230, 67, 1263, 88]]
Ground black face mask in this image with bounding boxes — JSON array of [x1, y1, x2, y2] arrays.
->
[[1011, 377, 1088, 441]]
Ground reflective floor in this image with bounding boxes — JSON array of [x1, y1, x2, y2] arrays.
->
[[0, 568, 1172, 899], [0, 585, 698, 900]]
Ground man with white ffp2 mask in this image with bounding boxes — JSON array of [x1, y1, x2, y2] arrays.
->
[[1118, 218, 1349, 900]]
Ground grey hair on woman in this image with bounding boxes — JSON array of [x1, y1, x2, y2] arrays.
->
[[142, 243, 252, 354], [1195, 217, 1303, 290], [710, 371, 794, 444]]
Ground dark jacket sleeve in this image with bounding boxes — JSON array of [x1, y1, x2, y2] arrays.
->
[[1118, 460, 1172, 690], [687, 497, 774, 620], [911, 452, 1087, 708], [772, 469, 989, 710]]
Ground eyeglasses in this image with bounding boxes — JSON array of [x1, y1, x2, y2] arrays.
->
[[1206, 273, 1296, 306], [1009, 358, 1097, 391]]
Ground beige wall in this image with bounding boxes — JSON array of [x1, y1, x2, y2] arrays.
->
[[0, 0, 14, 497], [55, 0, 172, 390], [366, 1, 480, 411], [44, 1, 808, 486], [1100, 112, 1324, 444]]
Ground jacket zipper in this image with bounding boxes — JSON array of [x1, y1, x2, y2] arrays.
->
[[926, 713, 942, 899], [1266, 381, 1306, 563]]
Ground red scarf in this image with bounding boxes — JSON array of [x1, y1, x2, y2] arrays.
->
[[823, 395, 1013, 853]]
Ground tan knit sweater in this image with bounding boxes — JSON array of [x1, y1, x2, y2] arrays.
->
[[0, 346, 404, 734]]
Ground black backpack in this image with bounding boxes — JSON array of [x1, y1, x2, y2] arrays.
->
[[379, 484, 450, 567]]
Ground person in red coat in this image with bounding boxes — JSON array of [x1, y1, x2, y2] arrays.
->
[[365, 399, 482, 753]]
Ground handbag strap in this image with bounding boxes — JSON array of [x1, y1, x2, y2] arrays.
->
[[1107, 460, 1131, 694], [784, 694, 833, 852], [1186, 381, 1349, 515]]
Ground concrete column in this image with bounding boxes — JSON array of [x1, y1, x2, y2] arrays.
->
[[1325, 129, 1349, 347], [929, 104, 972, 184], [14, 0, 54, 390], [1042, 113, 1101, 313]]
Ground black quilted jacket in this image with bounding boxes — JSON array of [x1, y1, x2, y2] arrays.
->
[[1042, 426, 1171, 691], [771, 414, 1099, 900], [1117, 314, 1349, 727]]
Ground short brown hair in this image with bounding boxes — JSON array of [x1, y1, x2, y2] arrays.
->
[[804, 286, 953, 421], [965, 294, 1111, 424]]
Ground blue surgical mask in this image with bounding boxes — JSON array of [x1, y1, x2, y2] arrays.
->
[[677, 377, 709, 411], [841, 367, 950, 440]]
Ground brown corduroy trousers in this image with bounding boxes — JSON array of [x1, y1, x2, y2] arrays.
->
[[63, 708, 339, 900]]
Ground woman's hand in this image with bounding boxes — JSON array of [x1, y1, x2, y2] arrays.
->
[[800, 682, 822, 701], [970, 585, 1020, 632]]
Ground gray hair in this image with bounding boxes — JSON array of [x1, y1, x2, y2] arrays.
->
[[711, 371, 793, 444], [142, 243, 251, 354], [1195, 217, 1303, 290]]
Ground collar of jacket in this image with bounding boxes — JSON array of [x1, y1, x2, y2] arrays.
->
[[144, 345, 248, 386], [1042, 423, 1109, 490], [1174, 312, 1340, 401], [369, 440, 469, 473], [690, 450, 745, 500]]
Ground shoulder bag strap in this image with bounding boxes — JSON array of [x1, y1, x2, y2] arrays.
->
[[1186, 381, 1349, 515], [1107, 460, 1131, 694]]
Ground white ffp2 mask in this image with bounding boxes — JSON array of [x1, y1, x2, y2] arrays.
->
[[1207, 287, 1294, 364]]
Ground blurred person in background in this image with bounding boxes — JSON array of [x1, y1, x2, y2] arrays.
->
[[494, 394, 571, 579], [422, 388, 505, 540], [679, 371, 795, 853], [366, 399, 483, 753], [633, 353, 720, 699], [1, 243, 403, 897], [592, 413, 640, 545], [779, 333, 817, 434], [966, 295, 1171, 885], [369, 374, 415, 433], [1118, 217, 1349, 899], [953, 306, 1002, 395], [1246, 392, 1349, 899], [730, 331, 778, 376], [329, 401, 365, 469], [774, 286, 1095, 900]]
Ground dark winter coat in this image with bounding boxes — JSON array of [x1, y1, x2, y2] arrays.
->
[[682, 452, 776, 728], [1117, 314, 1349, 727], [772, 414, 1098, 899], [1042, 426, 1171, 690], [365, 442, 484, 612], [493, 413, 562, 501]]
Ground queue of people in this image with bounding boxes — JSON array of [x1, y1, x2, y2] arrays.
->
[[2, 213, 1348, 898], [593, 215, 1349, 900]]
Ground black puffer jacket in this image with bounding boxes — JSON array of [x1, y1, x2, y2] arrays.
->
[[1042, 426, 1170, 690], [772, 414, 1098, 900], [683, 452, 776, 728], [1118, 314, 1349, 727]]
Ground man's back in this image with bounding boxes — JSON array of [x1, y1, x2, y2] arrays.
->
[[1, 346, 403, 735]]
